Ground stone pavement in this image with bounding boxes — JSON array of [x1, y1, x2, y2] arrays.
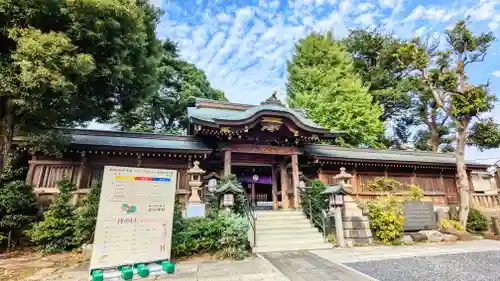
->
[[21, 256, 290, 281], [310, 240, 500, 264], [260, 251, 377, 281]]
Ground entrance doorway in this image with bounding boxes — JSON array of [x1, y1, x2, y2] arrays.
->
[[232, 165, 280, 210]]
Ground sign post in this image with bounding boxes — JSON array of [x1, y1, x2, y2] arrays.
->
[[89, 166, 177, 280]]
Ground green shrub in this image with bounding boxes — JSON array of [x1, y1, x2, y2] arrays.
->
[[439, 219, 465, 231], [365, 177, 404, 192], [171, 209, 249, 259], [216, 212, 249, 260], [0, 181, 37, 248], [326, 233, 336, 245], [366, 195, 404, 244], [408, 184, 423, 201], [26, 179, 76, 253], [467, 208, 488, 233], [299, 179, 328, 230], [74, 183, 101, 246]]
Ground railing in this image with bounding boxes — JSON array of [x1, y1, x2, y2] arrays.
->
[[243, 195, 257, 247], [300, 190, 327, 240], [472, 193, 500, 209]]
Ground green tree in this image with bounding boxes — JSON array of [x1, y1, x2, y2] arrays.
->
[[0, 0, 162, 164], [395, 20, 500, 226], [0, 180, 37, 250], [74, 183, 101, 246], [114, 41, 226, 134], [287, 32, 384, 147], [26, 179, 76, 253], [343, 28, 412, 121]]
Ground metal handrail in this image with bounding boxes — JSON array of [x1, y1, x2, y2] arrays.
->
[[301, 190, 327, 240], [243, 195, 257, 247]]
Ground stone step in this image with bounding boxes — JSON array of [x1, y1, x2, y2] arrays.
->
[[256, 219, 311, 226], [258, 231, 325, 241], [256, 221, 313, 230], [256, 214, 306, 221], [257, 236, 326, 246], [255, 210, 303, 216], [253, 241, 333, 253], [255, 227, 321, 236]]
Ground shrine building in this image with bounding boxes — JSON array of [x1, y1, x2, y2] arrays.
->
[[21, 92, 491, 211]]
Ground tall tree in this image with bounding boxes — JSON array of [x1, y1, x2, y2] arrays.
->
[[406, 73, 455, 153], [287, 32, 384, 147], [114, 40, 226, 134], [0, 0, 162, 164], [343, 28, 414, 147], [396, 20, 500, 226]]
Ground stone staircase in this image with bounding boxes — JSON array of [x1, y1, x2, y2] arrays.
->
[[251, 210, 333, 253]]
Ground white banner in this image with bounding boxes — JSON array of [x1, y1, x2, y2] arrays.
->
[[90, 166, 177, 270]]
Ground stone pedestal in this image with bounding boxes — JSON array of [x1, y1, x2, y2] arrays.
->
[[343, 216, 373, 246], [342, 195, 363, 217], [186, 161, 206, 218]]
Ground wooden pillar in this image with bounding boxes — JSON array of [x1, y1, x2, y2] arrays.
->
[[411, 167, 417, 185], [272, 165, 278, 209], [495, 167, 500, 191], [251, 183, 256, 204], [318, 167, 328, 184], [291, 154, 299, 209], [223, 150, 231, 176], [25, 155, 37, 185], [280, 160, 289, 209], [73, 152, 87, 205], [137, 154, 142, 167], [351, 167, 359, 197]]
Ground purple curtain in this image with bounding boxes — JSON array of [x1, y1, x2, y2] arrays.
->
[[238, 175, 272, 185]]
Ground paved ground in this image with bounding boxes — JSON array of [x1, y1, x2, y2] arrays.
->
[[260, 251, 376, 281], [346, 250, 500, 281], [311, 240, 500, 263], [18, 256, 289, 281], [5, 240, 500, 281]]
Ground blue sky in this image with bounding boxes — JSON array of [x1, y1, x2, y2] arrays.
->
[[117, 0, 500, 164]]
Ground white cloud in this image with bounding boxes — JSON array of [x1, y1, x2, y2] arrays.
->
[[358, 3, 375, 12], [468, 0, 497, 21], [156, 0, 500, 109], [355, 12, 378, 26], [405, 5, 458, 22], [489, 21, 499, 29], [415, 26, 427, 36], [149, 0, 161, 7], [216, 13, 233, 23], [493, 70, 500, 77], [379, 0, 396, 9]]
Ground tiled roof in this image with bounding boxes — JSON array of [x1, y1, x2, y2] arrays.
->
[[188, 100, 339, 134], [59, 129, 211, 152], [304, 144, 484, 166]]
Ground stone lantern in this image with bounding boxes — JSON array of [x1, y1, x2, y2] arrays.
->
[[186, 161, 206, 217], [213, 176, 244, 211]]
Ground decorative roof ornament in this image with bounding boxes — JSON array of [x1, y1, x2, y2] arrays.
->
[[214, 174, 244, 194], [261, 89, 285, 106]]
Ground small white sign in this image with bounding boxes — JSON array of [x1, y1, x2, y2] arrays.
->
[[186, 203, 206, 218]]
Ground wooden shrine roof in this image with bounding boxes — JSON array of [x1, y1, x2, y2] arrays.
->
[[187, 97, 341, 136], [304, 143, 488, 168]]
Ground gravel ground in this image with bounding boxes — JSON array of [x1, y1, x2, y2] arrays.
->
[[345, 250, 500, 281]]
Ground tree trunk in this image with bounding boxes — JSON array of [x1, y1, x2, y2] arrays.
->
[[6, 230, 12, 252], [456, 127, 470, 227], [430, 131, 439, 152], [2, 99, 14, 169]]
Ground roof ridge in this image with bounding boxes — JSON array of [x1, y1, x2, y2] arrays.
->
[[306, 143, 455, 158], [65, 128, 200, 141], [195, 98, 255, 109]]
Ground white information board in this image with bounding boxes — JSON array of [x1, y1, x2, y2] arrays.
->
[[90, 166, 177, 270]]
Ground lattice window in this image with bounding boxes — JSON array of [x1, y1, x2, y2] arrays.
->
[[33, 165, 79, 188]]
